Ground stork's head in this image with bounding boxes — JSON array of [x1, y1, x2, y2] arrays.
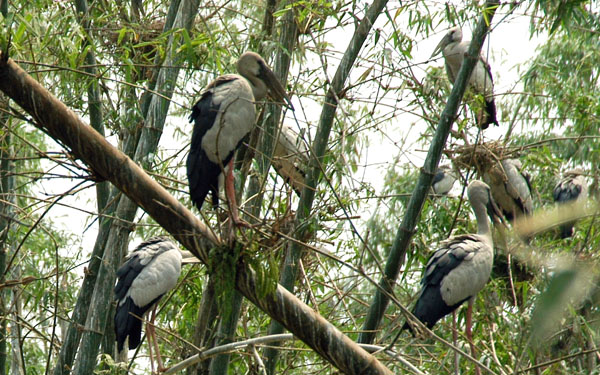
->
[[430, 26, 463, 58], [468, 180, 504, 227], [237, 52, 294, 110], [564, 168, 585, 177]]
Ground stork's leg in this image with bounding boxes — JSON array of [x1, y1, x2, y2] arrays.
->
[[224, 160, 249, 227], [150, 307, 167, 372], [146, 317, 156, 374], [466, 298, 481, 375], [146, 307, 167, 373], [453, 311, 459, 375]]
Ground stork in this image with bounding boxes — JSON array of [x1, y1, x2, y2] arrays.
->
[[402, 181, 503, 371], [483, 158, 533, 222], [272, 124, 309, 195], [432, 165, 458, 196], [114, 236, 197, 372], [431, 26, 498, 129], [553, 168, 588, 238], [187, 51, 292, 225]]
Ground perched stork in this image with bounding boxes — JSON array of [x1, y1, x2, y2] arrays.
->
[[432, 165, 458, 196], [553, 168, 588, 238], [483, 158, 533, 222], [272, 124, 309, 195], [431, 26, 498, 129], [403, 181, 502, 368], [187, 52, 292, 225], [114, 237, 197, 372]]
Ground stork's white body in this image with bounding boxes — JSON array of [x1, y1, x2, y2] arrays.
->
[[432, 165, 457, 195], [484, 158, 533, 221], [200, 75, 255, 165], [433, 234, 493, 306], [431, 27, 498, 128], [126, 245, 182, 308], [442, 40, 494, 98]]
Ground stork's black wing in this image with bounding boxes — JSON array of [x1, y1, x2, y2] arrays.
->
[[405, 234, 480, 330], [553, 180, 582, 203], [187, 89, 223, 210]]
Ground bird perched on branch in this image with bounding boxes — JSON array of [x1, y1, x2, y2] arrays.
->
[[272, 124, 309, 195], [432, 165, 458, 196], [553, 168, 588, 238], [402, 181, 503, 369], [187, 51, 293, 225], [431, 26, 498, 129], [114, 237, 197, 372], [483, 158, 533, 223]]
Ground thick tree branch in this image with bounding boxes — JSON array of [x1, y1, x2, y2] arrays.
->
[[358, 0, 501, 345], [0, 55, 392, 375]]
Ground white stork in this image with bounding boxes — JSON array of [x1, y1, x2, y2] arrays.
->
[[483, 158, 533, 222], [553, 168, 588, 238], [114, 236, 197, 372], [187, 51, 292, 225], [403, 181, 503, 368], [431, 26, 498, 129], [432, 165, 458, 196]]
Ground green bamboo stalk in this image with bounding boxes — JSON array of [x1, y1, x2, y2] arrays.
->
[[358, 0, 500, 345], [0, 3, 9, 371], [0, 99, 14, 375]]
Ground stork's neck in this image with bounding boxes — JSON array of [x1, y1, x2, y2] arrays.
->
[[473, 203, 492, 237], [247, 76, 267, 101]]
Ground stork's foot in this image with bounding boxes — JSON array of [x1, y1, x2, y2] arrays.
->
[[231, 216, 251, 228]]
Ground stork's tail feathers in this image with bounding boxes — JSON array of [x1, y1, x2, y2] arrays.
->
[[114, 297, 144, 352], [479, 99, 499, 129], [117, 343, 128, 363]]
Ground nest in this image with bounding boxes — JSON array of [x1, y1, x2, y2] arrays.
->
[[450, 141, 520, 176]]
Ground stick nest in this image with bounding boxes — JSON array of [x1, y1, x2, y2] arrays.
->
[[451, 141, 520, 176]]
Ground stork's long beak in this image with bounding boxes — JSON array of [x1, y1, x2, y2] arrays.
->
[[430, 34, 452, 59], [260, 66, 295, 111], [180, 250, 201, 264], [486, 194, 507, 230]]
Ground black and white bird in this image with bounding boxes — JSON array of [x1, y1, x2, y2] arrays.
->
[[432, 165, 458, 196], [403, 181, 502, 352], [553, 168, 588, 238], [114, 237, 196, 371], [483, 158, 533, 222], [431, 26, 498, 129], [187, 51, 292, 225]]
